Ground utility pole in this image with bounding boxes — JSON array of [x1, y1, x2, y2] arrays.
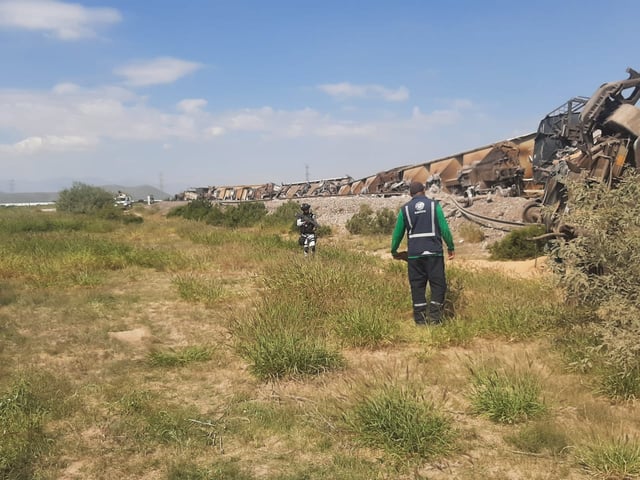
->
[[305, 164, 309, 183], [159, 172, 164, 193], [9, 179, 14, 193]]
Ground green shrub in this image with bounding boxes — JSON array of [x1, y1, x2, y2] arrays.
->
[[550, 171, 640, 399], [488, 225, 547, 260], [268, 200, 303, 228], [169, 200, 267, 228], [346, 205, 397, 235], [167, 198, 212, 221], [56, 182, 115, 215], [221, 201, 267, 227]]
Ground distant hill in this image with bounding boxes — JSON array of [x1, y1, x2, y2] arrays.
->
[[0, 191, 58, 205], [0, 185, 172, 205], [99, 185, 173, 202]]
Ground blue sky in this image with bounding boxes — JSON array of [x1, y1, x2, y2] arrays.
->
[[0, 0, 638, 194]]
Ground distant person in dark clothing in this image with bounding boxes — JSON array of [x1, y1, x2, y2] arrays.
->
[[296, 203, 319, 256], [391, 181, 455, 325]]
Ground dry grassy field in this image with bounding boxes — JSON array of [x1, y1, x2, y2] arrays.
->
[[1, 201, 639, 480]]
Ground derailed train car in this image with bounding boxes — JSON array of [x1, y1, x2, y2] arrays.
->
[[396, 133, 535, 197], [182, 132, 536, 203], [522, 67, 640, 235]]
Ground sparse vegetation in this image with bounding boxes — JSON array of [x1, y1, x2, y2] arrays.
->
[[148, 346, 214, 367], [168, 198, 268, 227], [505, 420, 570, 455], [458, 221, 485, 243], [172, 273, 226, 305], [550, 171, 640, 399], [345, 204, 397, 235], [1, 200, 639, 479], [0, 370, 74, 479]]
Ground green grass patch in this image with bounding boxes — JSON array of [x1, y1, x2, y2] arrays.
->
[[505, 420, 570, 455], [109, 389, 212, 446], [236, 325, 345, 380], [346, 384, 456, 458], [167, 460, 255, 480], [445, 265, 558, 340], [233, 297, 345, 380], [577, 435, 640, 479], [0, 371, 75, 479], [172, 274, 226, 305], [148, 346, 214, 367], [0, 231, 185, 286], [468, 362, 547, 424], [332, 306, 399, 349]]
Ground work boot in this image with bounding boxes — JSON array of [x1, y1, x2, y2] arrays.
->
[[413, 310, 427, 326], [428, 301, 443, 325]]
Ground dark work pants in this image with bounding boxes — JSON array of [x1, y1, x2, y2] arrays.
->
[[407, 256, 446, 323]]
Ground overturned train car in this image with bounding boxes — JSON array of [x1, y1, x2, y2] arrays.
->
[[522, 67, 640, 235], [185, 132, 536, 203]]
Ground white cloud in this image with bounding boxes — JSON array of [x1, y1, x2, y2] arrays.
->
[[206, 126, 226, 137], [318, 82, 409, 102], [0, 0, 121, 40], [314, 123, 377, 137], [218, 106, 376, 139], [52, 82, 80, 94], [177, 98, 208, 114], [229, 110, 269, 131], [0, 85, 186, 143], [410, 99, 473, 127], [0, 135, 97, 154], [0, 81, 479, 163], [115, 57, 203, 87]]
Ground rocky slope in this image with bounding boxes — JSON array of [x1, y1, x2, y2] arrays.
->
[[266, 191, 532, 245]]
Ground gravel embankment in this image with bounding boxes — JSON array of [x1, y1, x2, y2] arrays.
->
[[266, 192, 531, 240], [161, 192, 533, 249]]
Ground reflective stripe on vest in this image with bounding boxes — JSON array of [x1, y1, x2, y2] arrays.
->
[[404, 201, 436, 238]]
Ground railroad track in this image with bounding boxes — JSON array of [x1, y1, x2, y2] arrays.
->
[[217, 190, 538, 233], [445, 195, 536, 232]]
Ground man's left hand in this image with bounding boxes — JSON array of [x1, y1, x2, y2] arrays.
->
[[392, 251, 408, 261]]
